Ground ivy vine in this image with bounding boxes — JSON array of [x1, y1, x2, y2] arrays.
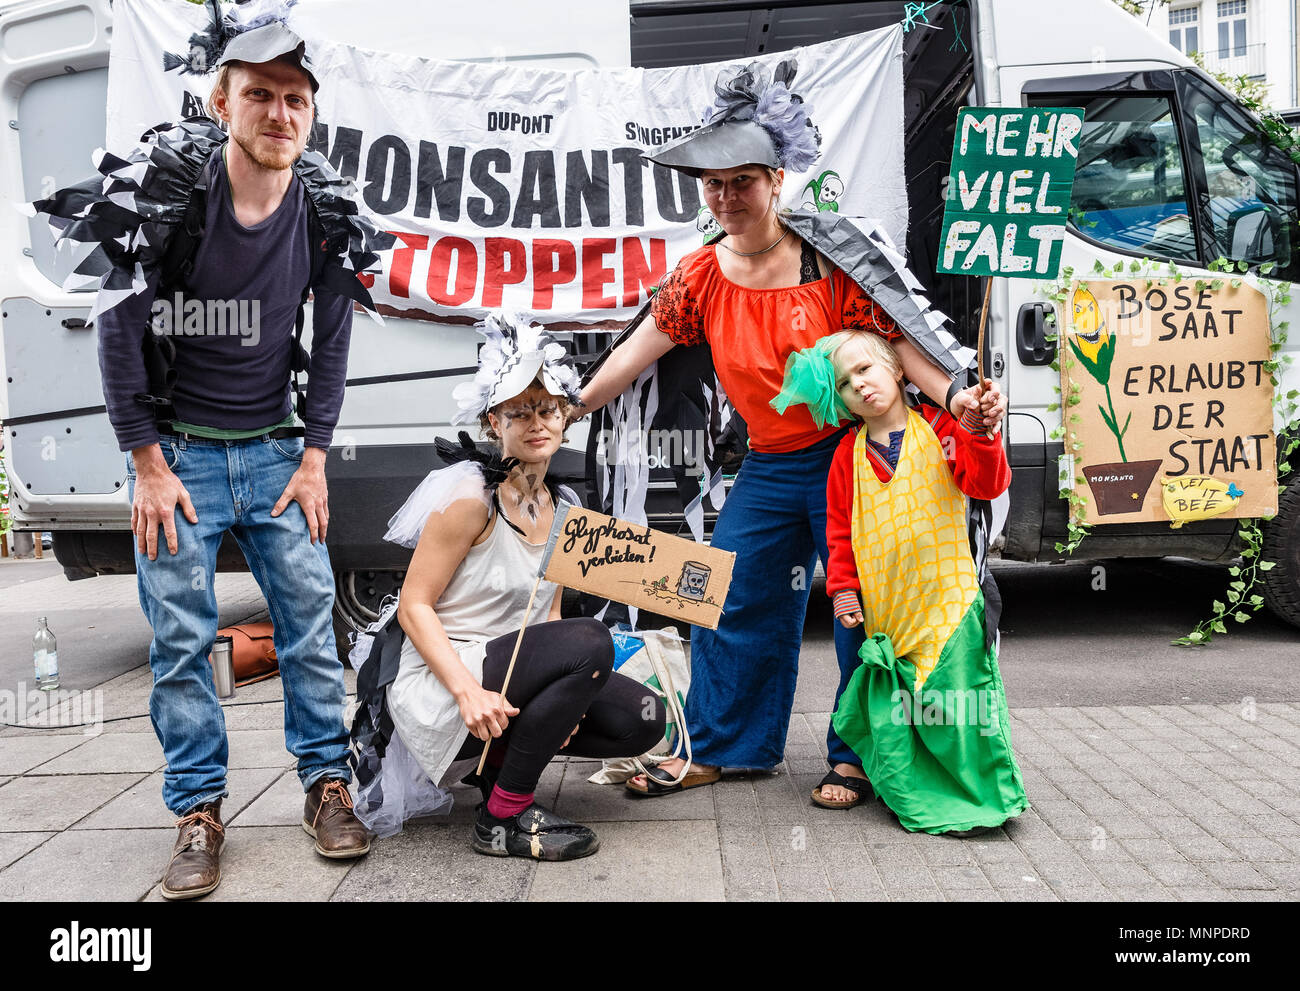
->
[[1037, 255, 1298, 646]]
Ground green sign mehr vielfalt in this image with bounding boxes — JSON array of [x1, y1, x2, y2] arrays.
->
[[937, 106, 1086, 280]]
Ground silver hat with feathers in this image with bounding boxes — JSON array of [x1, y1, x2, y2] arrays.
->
[[646, 59, 821, 177]]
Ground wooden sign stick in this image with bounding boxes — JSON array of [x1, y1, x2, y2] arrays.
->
[[976, 277, 993, 438], [976, 277, 992, 386], [475, 571, 544, 775]]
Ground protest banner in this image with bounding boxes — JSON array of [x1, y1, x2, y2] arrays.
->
[[1060, 280, 1278, 526], [109, 0, 909, 326]]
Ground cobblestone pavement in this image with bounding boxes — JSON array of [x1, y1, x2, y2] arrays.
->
[[2, 662, 1297, 901]]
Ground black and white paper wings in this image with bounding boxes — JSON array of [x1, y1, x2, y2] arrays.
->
[[780, 210, 976, 377], [24, 116, 394, 322]]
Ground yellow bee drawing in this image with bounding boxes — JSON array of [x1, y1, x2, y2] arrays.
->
[[1160, 476, 1244, 528]]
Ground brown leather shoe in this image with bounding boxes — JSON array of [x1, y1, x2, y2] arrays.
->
[[302, 778, 371, 859], [160, 800, 224, 901]]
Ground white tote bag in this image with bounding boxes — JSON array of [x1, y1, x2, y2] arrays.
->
[[587, 626, 693, 785]]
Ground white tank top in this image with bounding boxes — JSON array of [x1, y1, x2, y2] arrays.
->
[[387, 503, 560, 787], [435, 504, 558, 640]]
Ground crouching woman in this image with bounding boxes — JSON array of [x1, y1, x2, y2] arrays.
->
[[381, 313, 666, 861]]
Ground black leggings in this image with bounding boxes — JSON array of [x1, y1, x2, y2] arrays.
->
[[453, 617, 667, 794]]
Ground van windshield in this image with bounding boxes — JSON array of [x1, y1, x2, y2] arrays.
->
[[1035, 79, 1300, 280], [1182, 74, 1300, 280]]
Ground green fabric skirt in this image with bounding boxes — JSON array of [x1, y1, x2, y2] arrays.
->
[[831, 592, 1028, 834]]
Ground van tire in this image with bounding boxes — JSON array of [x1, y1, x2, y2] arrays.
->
[[332, 609, 357, 667], [1262, 481, 1300, 629]]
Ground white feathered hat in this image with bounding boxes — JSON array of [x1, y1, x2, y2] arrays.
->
[[451, 312, 583, 425]]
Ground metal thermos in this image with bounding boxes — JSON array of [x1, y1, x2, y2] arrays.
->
[[210, 636, 236, 699]]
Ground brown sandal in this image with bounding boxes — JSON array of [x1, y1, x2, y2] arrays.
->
[[625, 763, 721, 796], [811, 769, 870, 809]]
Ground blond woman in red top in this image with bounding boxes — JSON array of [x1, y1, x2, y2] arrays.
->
[[580, 60, 1003, 806]]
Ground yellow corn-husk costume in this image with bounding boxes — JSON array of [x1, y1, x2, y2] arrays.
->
[[831, 410, 1028, 833]]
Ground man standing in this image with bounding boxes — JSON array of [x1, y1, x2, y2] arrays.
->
[[33, 11, 392, 899]]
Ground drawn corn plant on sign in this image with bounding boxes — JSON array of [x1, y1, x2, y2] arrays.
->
[[1068, 285, 1163, 516]]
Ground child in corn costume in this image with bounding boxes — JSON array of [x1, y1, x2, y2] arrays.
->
[[772, 330, 1028, 833]]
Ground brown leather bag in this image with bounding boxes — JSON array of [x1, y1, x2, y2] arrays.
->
[[218, 622, 280, 687]]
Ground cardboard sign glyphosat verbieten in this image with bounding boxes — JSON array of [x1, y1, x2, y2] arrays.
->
[[541, 505, 735, 629], [1060, 279, 1278, 527]]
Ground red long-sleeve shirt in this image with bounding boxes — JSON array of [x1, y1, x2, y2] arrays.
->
[[825, 404, 1011, 603]]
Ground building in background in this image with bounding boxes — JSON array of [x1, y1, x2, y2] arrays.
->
[[1143, 0, 1299, 107]]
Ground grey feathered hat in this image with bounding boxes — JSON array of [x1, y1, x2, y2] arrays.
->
[[646, 59, 821, 178], [163, 0, 319, 92]]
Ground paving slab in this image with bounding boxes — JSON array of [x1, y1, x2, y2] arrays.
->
[[0, 773, 146, 832], [225, 768, 307, 827], [330, 820, 534, 901], [0, 828, 175, 901], [33, 731, 165, 774], [1254, 861, 1300, 890], [227, 730, 295, 769], [1232, 889, 1295, 901], [98, 715, 157, 734], [74, 766, 286, 830], [1105, 885, 1176, 901], [711, 778, 763, 825], [980, 862, 1047, 888], [555, 764, 716, 821], [0, 832, 54, 871], [718, 823, 777, 901], [887, 886, 946, 901], [527, 819, 723, 902], [220, 704, 291, 733], [866, 841, 927, 866], [930, 865, 995, 890], [1198, 861, 1277, 890], [874, 863, 939, 889], [945, 888, 1002, 901], [0, 735, 89, 775], [1145, 860, 1213, 887], [142, 825, 357, 902], [773, 866, 834, 901]]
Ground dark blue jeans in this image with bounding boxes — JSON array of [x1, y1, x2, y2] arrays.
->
[[128, 433, 351, 814], [684, 430, 865, 769]]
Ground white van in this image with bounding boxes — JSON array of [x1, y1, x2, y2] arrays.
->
[[2, 0, 1298, 635]]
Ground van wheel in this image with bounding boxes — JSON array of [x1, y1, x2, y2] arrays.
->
[[332, 569, 406, 664], [1262, 481, 1300, 629]]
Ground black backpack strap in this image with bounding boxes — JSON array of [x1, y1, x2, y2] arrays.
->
[[291, 195, 331, 421], [158, 157, 214, 295], [135, 157, 216, 426]]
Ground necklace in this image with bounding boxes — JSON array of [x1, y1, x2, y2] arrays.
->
[[717, 228, 788, 257]]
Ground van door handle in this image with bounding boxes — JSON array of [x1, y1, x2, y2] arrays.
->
[[1016, 302, 1054, 366]]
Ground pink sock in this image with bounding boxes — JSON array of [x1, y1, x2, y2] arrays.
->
[[486, 785, 534, 819]]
